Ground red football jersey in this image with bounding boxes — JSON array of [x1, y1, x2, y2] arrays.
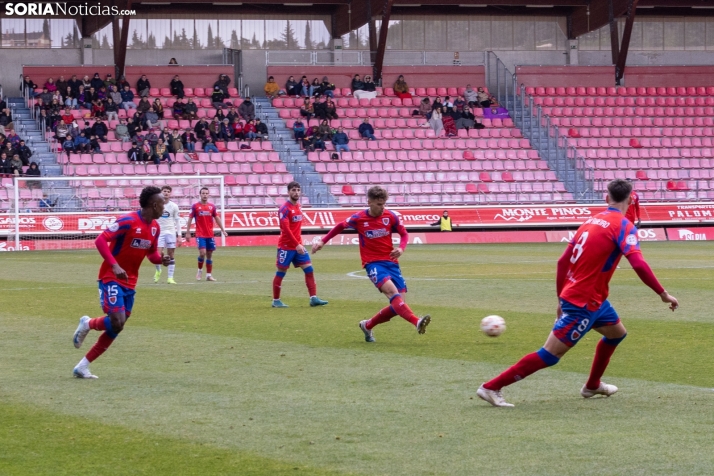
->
[[344, 209, 406, 267], [278, 200, 303, 250], [625, 191, 640, 224], [189, 202, 217, 238], [97, 211, 159, 290], [560, 207, 641, 310]]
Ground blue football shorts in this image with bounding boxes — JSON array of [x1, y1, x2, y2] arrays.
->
[[98, 280, 136, 317], [276, 248, 312, 269], [365, 260, 407, 293], [196, 237, 216, 251], [553, 299, 621, 347]]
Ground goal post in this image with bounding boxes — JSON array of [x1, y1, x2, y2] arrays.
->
[[1, 175, 226, 251]]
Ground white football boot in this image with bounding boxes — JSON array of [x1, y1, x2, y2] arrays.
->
[[477, 384, 515, 407]]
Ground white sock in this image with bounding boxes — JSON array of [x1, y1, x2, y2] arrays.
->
[[78, 357, 90, 368], [155, 264, 161, 271], [206, 273, 212, 277], [168, 264, 175, 278]]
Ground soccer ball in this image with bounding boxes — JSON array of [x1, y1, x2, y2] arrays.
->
[[480, 315, 506, 337]]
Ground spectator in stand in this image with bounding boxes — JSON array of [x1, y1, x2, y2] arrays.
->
[[90, 73, 104, 91], [39, 87, 53, 105], [81, 75, 91, 90], [477, 87, 492, 108], [483, 101, 510, 120], [64, 86, 77, 109], [48, 99, 62, 118], [183, 98, 198, 124], [322, 98, 338, 122], [73, 131, 91, 154], [104, 73, 116, 88], [443, 96, 454, 111], [238, 96, 255, 122], [55, 120, 69, 142], [432, 96, 443, 111], [203, 136, 219, 153], [92, 119, 109, 142], [0, 152, 10, 174], [44, 78, 58, 92], [55, 76, 68, 94], [61, 107, 74, 126], [170, 75, 185, 98], [351, 74, 364, 94], [464, 84, 478, 107], [215, 108, 227, 124], [153, 98, 165, 120], [116, 119, 130, 142], [25, 161, 41, 188], [219, 118, 234, 145], [152, 138, 172, 166], [441, 107, 457, 137], [91, 98, 106, 119], [456, 106, 476, 131], [67, 75, 81, 96], [88, 134, 100, 153], [317, 120, 332, 141], [158, 126, 172, 146], [9, 153, 23, 175], [299, 98, 314, 125], [300, 77, 311, 97], [393, 75, 412, 99], [169, 57, 178, 65], [136, 96, 151, 115], [109, 85, 123, 108], [211, 85, 226, 109], [285, 76, 300, 97], [128, 141, 146, 163], [313, 97, 326, 121], [128, 114, 141, 138], [137, 75, 151, 97], [22, 76, 39, 97], [453, 95, 466, 112], [226, 106, 239, 124], [169, 129, 183, 153], [81, 120, 93, 138], [105, 97, 119, 122], [229, 118, 242, 141], [97, 85, 108, 101], [264, 76, 280, 99], [332, 127, 350, 152], [207, 117, 221, 143], [145, 128, 159, 156], [302, 126, 324, 152], [120, 85, 136, 111], [117, 75, 131, 90], [39, 193, 56, 211], [255, 118, 269, 142], [215, 74, 232, 98], [317, 77, 336, 98], [243, 119, 257, 142], [292, 119, 306, 142], [429, 107, 443, 136], [17, 140, 32, 166], [194, 117, 209, 140], [181, 128, 197, 152], [354, 74, 377, 100], [0, 108, 13, 131], [84, 87, 98, 109], [171, 98, 185, 121], [358, 118, 377, 141]]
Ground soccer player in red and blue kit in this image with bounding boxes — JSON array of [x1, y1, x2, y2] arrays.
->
[[477, 179, 679, 407], [312, 186, 431, 342], [185, 187, 227, 281], [71, 186, 170, 379], [272, 181, 328, 308], [625, 181, 641, 227]]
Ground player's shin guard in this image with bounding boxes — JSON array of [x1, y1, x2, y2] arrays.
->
[[586, 334, 626, 390], [206, 259, 213, 274], [303, 266, 317, 297], [483, 348, 560, 391], [88, 316, 109, 331], [389, 294, 419, 326], [273, 271, 286, 299], [366, 306, 397, 330], [168, 259, 176, 278], [197, 256, 205, 270]]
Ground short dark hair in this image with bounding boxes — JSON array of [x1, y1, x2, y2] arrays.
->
[[161, 185, 172, 192], [200, 186, 209, 193], [139, 186, 162, 208], [607, 179, 632, 203], [367, 185, 388, 201], [287, 181, 301, 192]]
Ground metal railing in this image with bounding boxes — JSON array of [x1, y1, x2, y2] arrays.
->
[[266, 50, 485, 67]]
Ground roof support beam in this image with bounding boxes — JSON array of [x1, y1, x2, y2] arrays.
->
[[615, 0, 639, 85], [372, 0, 394, 85], [112, 15, 130, 78], [608, 0, 620, 66]]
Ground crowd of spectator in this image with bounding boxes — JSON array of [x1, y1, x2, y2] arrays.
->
[[0, 94, 36, 179]]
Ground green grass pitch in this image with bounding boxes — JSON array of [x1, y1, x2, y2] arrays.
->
[[1, 242, 713, 475]]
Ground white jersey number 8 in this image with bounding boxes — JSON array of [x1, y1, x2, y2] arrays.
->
[[570, 232, 589, 264]]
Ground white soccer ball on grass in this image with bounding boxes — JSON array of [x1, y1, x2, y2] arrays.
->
[[480, 315, 506, 337]]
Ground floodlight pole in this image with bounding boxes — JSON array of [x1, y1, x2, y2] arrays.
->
[[372, 0, 394, 85]]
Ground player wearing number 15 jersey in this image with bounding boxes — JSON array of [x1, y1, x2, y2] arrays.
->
[[477, 179, 679, 407], [272, 181, 328, 308], [71, 186, 170, 379]]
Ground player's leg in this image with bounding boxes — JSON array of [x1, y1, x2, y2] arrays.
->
[[582, 301, 626, 397], [166, 246, 176, 283], [272, 265, 289, 308], [196, 239, 206, 280], [377, 263, 429, 332], [205, 244, 215, 281], [298, 258, 327, 306], [154, 235, 166, 282]]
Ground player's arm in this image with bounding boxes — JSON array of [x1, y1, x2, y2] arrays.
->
[[390, 221, 408, 259], [213, 215, 228, 236], [626, 252, 678, 310], [185, 207, 194, 242], [312, 221, 348, 253], [95, 224, 128, 281], [634, 198, 642, 228], [173, 206, 182, 246], [146, 235, 170, 266], [279, 207, 302, 252]]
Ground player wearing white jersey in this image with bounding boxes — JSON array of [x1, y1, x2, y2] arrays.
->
[[154, 186, 182, 284]]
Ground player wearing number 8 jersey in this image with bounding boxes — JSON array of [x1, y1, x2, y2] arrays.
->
[[272, 181, 328, 308], [477, 179, 679, 407], [70, 186, 170, 379]]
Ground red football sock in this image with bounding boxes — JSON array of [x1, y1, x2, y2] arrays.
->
[[304, 272, 317, 296], [88, 316, 107, 331], [389, 294, 419, 326], [273, 273, 284, 299], [366, 306, 397, 330], [206, 260, 213, 274], [197, 257, 204, 270], [85, 332, 115, 363], [586, 339, 618, 390], [483, 352, 549, 391]]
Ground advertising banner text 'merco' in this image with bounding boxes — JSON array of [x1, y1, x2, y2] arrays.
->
[[1, 203, 714, 235]]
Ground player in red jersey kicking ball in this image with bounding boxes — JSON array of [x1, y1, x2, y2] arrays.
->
[[272, 181, 328, 308], [185, 187, 228, 281], [477, 179, 678, 407], [72, 186, 170, 378], [312, 186, 431, 342]]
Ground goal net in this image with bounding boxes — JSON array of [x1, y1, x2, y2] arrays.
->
[[0, 175, 226, 251]]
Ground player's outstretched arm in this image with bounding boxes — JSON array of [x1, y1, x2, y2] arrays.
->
[[312, 222, 348, 253], [626, 252, 679, 311], [214, 216, 228, 236]]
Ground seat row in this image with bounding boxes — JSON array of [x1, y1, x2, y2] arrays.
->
[[562, 126, 714, 139], [336, 192, 572, 206], [550, 116, 714, 128], [274, 93, 477, 109], [315, 159, 549, 174], [568, 137, 714, 149], [540, 106, 714, 118], [307, 149, 541, 163], [526, 86, 714, 97], [533, 96, 714, 107], [65, 162, 287, 176], [321, 170, 558, 185], [279, 108, 507, 121], [577, 147, 714, 160], [61, 151, 281, 166]]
